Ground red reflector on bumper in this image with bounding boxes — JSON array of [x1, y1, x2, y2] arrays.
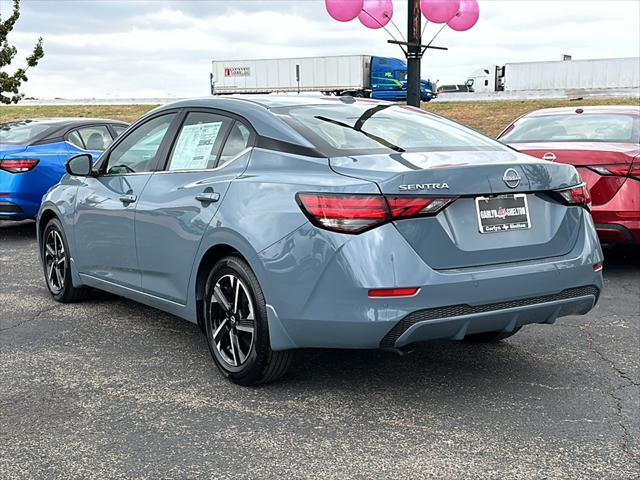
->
[[368, 288, 419, 298], [593, 262, 603, 272]]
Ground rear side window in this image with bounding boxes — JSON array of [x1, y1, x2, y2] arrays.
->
[[67, 130, 85, 149], [167, 112, 232, 171], [0, 121, 51, 145], [218, 122, 251, 167], [77, 126, 112, 151], [112, 125, 127, 136], [500, 114, 640, 144], [274, 103, 506, 156]]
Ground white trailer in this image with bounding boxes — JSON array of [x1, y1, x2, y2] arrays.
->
[[503, 57, 640, 91], [211, 55, 371, 95]]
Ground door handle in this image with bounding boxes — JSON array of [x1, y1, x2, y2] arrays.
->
[[119, 193, 137, 205], [195, 191, 220, 204]]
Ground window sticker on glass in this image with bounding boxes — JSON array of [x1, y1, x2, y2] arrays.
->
[[170, 122, 223, 171]]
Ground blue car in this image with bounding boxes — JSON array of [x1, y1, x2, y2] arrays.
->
[[37, 96, 603, 385], [0, 118, 128, 219]]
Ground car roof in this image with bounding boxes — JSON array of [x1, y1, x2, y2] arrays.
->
[[1, 118, 129, 146], [146, 95, 392, 149], [8, 117, 129, 128], [523, 105, 640, 117], [160, 95, 389, 110]]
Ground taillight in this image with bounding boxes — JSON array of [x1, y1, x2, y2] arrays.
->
[[588, 162, 640, 180], [0, 158, 39, 173], [587, 164, 632, 177], [296, 192, 457, 234], [553, 184, 591, 209]]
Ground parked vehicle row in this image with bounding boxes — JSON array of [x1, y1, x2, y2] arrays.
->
[[15, 95, 608, 386]]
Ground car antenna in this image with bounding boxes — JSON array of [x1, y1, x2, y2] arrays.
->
[[339, 95, 356, 104]]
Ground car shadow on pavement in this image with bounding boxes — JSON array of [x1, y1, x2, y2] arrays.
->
[[602, 245, 639, 269], [0, 219, 37, 239]]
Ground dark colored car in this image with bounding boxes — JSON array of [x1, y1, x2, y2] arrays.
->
[[0, 118, 128, 219], [499, 106, 640, 245], [436, 84, 474, 94]]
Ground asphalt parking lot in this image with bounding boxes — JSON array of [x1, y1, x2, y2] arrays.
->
[[1, 219, 638, 479]]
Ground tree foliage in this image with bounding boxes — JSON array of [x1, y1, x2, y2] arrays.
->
[[0, 0, 44, 104]]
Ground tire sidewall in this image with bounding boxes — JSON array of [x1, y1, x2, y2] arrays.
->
[[42, 218, 73, 302], [203, 256, 271, 384]]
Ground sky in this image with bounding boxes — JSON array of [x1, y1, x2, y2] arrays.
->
[[3, 0, 640, 99]]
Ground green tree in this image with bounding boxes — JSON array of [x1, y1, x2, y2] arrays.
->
[[0, 0, 44, 104]]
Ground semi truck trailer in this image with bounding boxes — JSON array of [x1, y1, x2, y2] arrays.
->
[[465, 57, 640, 93], [211, 55, 435, 102]]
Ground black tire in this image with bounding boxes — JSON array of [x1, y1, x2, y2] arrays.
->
[[464, 327, 522, 343], [42, 218, 89, 303], [203, 255, 292, 386]]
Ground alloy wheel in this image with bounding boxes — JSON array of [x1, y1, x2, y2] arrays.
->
[[44, 229, 66, 294], [209, 274, 256, 367]]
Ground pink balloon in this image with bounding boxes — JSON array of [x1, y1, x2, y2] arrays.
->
[[448, 0, 480, 31], [420, 0, 460, 24], [325, 0, 364, 22], [358, 0, 393, 29]]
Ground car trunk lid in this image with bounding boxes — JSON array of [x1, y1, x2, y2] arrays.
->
[[509, 142, 640, 205], [330, 149, 585, 269]]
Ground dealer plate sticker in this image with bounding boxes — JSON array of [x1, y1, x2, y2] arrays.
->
[[475, 194, 531, 234]]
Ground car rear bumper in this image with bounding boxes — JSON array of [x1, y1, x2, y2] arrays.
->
[[590, 178, 640, 244], [0, 200, 28, 219], [259, 211, 604, 351], [384, 286, 598, 348], [594, 222, 639, 244], [0, 197, 36, 219], [0, 171, 43, 219]]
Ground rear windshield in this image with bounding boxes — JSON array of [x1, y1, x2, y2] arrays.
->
[[0, 120, 53, 145], [273, 103, 507, 156], [500, 113, 640, 144]]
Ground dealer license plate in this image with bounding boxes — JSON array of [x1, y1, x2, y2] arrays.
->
[[475, 194, 531, 234]]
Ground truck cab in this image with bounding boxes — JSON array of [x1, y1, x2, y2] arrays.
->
[[370, 56, 436, 102]]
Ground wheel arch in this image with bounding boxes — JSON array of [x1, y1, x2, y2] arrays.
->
[[37, 207, 61, 259], [194, 243, 247, 332]]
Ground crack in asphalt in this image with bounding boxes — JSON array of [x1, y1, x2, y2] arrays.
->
[[580, 323, 640, 468], [0, 303, 61, 332]]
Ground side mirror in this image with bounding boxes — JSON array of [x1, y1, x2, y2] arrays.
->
[[66, 154, 94, 176]]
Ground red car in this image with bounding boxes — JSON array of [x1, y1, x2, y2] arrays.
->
[[499, 106, 640, 245]]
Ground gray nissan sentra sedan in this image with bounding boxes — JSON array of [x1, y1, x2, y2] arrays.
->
[[37, 96, 604, 385]]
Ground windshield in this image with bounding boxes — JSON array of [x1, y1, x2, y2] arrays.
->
[[0, 120, 53, 145], [273, 103, 507, 156], [501, 113, 640, 144]]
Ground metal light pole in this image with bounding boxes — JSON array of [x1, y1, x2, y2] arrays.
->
[[388, 0, 448, 108], [406, 0, 421, 107]]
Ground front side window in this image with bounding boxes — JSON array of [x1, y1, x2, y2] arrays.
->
[[77, 126, 113, 151], [167, 112, 231, 171], [500, 113, 640, 144], [274, 103, 506, 156], [105, 114, 176, 174]]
